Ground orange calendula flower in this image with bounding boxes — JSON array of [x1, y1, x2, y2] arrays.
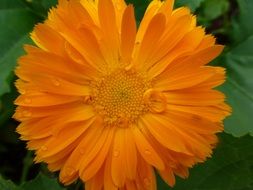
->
[[14, 0, 231, 189]]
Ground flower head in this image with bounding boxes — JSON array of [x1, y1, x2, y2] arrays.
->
[[14, 0, 231, 189]]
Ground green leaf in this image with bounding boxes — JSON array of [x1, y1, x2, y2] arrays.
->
[[231, 0, 253, 43], [0, 175, 18, 190], [0, 174, 66, 190], [175, 0, 206, 12], [0, 36, 32, 96], [126, 0, 150, 24], [221, 36, 253, 137], [20, 173, 66, 190], [41, 0, 58, 10], [0, 76, 18, 127], [0, 2, 39, 97], [157, 133, 253, 189], [202, 0, 229, 20], [0, 0, 26, 9]]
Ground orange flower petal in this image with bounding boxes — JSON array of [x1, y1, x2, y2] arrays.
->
[[131, 125, 165, 170], [134, 13, 166, 71], [140, 114, 190, 154], [31, 24, 65, 55], [98, 0, 119, 64], [111, 128, 127, 187], [79, 126, 114, 181], [159, 167, 175, 187], [120, 5, 136, 64]]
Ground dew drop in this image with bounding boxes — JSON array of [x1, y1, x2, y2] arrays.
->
[[113, 150, 120, 157], [51, 78, 60, 86], [144, 178, 151, 186], [117, 116, 129, 128], [41, 146, 47, 151], [143, 89, 167, 113], [144, 149, 151, 155], [83, 96, 93, 104]]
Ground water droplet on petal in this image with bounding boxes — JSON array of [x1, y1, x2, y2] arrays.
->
[[143, 89, 167, 113], [41, 146, 47, 151], [83, 96, 93, 104], [144, 178, 151, 186], [113, 150, 120, 157], [145, 149, 151, 155], [117, 116, 129, 128], [51, 78, 60, 86]]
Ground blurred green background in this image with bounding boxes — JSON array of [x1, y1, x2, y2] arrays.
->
[[0, 0, 253, 189]]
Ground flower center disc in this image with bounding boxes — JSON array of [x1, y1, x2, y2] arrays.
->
[[91, 69, 150, 126]]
